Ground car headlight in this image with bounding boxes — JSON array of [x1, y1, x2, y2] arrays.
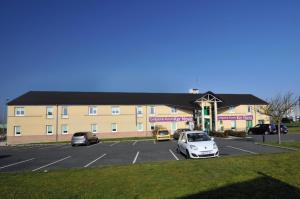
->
[[190, 145, 198, 150], [213, 143, 218, 149]]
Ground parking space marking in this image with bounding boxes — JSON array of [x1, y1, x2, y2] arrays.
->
[[169, 149, 179, 160], [110, 141, 120, 147], [32, 156, 71, 171], [61, 145, 72, 149], [87, 143, 101, 148], [226, 146, 258, 155], [132, 141, 138, 146], [132, 151, 140, 164], [0, 158, 35, 170], [153, 140, 156, 144], [84, 154, 107, 168]]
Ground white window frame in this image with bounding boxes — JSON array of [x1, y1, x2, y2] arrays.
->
[[248, 105, 252, 113], [14, 126, 21, 136], [171, 122, 177, 132], [231, 120, 236, 129], [149, 106, 156, 115], [91, 124, 97, 133], [46, 106, 54, 118], [137, 122, 143, 131], [171, 107, 177, 114], [46, 125, 53, 135], [62, 106, 68, 118], [111, 106, 120, 115], [15, 107, 25, 116], [88, 106, 97, 115], [136, 106, 143, 117], [61, 124, 68, 134], [111, 123, 118, 132]]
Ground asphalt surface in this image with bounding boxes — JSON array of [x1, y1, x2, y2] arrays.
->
[[0, 137, 293, 173], [251, 133, 300, 142]]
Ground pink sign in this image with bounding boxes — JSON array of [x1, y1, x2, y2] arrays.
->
[[217, 115, 253, 120], [149, 117, 193, 123]]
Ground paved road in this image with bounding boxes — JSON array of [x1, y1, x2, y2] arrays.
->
[[251, 133, 300, 142], [0, 138, 291, 173]]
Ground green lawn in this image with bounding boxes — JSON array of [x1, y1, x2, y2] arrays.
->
[[262, 141, 300, 150], [288, 126, 300, 133], [1, 152, 300, 199]]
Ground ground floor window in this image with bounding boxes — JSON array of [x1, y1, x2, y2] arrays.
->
[[137, 123, 143, 131], [111, 123, 117, 132], [91, 124, 97, 133], [150, 123, 155, 131], [246, 120, 253, 130], [61, 124, 68, 134], [14, 126, 21, 136], [46, 125, 53, 135], [171, 122, 177, 132], [231, 120, 236, 130]]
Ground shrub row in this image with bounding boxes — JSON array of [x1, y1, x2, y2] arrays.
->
[[210, 131, 228, 138], [225, 130, 246, 137]]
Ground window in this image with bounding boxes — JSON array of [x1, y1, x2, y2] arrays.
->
[[91, 124, 97, 133], [149, 106, 155, 115], [112, 106, 120, 115], [171, 122, 177, 132], [14, 126, 21, 136], [61, 124, 68, 134], [62, 106, 68, 118], [219, 120, 223, 125], [136, 106, 143, 117], [204, 106, 210, 116], [46, 125, 53, 135], [171, 107, 177, 114], [111, 123, 117, 132], [46, 107, 53, 118], [15, 107, 24, 116], [150, 123, 155, 131], [229, 106, 235, 113], [248, 105, 252, 113], [137, 123, 143, 131], [231, 120, 236, 130], [88, 106, 97, 115], [258, 120, 264, 124]]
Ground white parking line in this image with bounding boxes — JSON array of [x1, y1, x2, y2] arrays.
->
[[132, 141, 138, 146], [60, 145, 72, 149], [32, 156, 71, 171], [83, 154, 106, 168], [110, 141, 120, 147], [169, 149, 179, 160], [226, 146, 258, 155], [0, 158, 35, 170], [153, 140, 156, 144], [87, 143, 101, 148], [132, 151, 140, 164]]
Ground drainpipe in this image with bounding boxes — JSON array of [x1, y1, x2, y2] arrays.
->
[[56, 104, 58, 142]]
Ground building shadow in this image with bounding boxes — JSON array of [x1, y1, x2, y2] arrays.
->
[[177, 172, 300, 199]]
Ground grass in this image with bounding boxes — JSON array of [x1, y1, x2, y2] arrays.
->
[[288, 126, 300, 133], [261, 141, 300, 150], [1, 152, 300, 199]]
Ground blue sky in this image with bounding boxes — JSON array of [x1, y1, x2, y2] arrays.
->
[[0, 0, 300, 122]]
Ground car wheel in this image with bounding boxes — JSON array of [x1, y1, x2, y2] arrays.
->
[[186, 150, 190, 159], [264, 131, 268, 135], [248, 131, 252, 135], [71, 144, 75, 147], [85, 140, 90, 146], [176, 147, 180, 154], [97, 139, 100, 143]]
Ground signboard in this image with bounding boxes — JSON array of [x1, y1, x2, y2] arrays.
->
[[217, 115, 253, 120], [149, 117, 193, 123]]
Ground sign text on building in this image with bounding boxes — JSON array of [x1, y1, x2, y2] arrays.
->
[[217, 115, 253, 120], [149, 117, 193, 123]]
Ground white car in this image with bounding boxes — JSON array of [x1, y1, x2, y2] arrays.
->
[[177, 131, 219, 159]]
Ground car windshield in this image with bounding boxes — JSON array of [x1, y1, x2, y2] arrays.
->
[[159, 130, 169, 135], [187, 133, 211, 142], [74, 132, 86, 137]]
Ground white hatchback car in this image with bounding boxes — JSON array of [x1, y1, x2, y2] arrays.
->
[[177, 131, 219, 159]]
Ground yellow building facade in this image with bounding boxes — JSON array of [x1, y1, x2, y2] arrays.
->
[[6, 91, 270, 144]]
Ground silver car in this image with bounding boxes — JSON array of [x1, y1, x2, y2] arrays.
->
[[71, 132, 99, 146]]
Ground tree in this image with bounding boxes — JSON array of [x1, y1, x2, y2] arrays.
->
[[260, 92, 297, 144]]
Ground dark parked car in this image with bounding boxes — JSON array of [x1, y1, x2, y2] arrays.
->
[[248, 124, 288, 135], [173, 128, 190, 140], [71, 132, 99, 146]]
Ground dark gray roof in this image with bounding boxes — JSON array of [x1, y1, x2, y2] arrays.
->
[[7, 91, 268, 109]]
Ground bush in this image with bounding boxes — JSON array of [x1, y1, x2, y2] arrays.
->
[[225, 130, 246, 137], [211, 131, 228, 138]]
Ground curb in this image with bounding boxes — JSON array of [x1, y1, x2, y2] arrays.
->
[[255, 142, 300, 151]]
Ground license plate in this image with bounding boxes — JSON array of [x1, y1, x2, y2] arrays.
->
[[201, 151, 212, 155]]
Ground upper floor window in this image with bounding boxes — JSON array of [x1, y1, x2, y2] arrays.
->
[[112, 106, 120, 115], [149, 106, 155, 115], [171, 107, 177, 114], [248, 105, 252, 113], [204, 106, 210, 116], [15, 107, 24, 116], [229, 106, 235, 113], [89, 106, 97, 115], [46, 106, 53, 118], [136, 106, 143, 117], [62, 106, 68, 118]]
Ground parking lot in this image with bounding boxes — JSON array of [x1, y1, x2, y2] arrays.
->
[[0, 137, 291, 172]]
